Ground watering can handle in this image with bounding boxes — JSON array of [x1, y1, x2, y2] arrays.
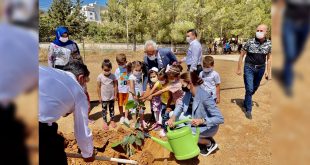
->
[[167, 118, 191, 132]]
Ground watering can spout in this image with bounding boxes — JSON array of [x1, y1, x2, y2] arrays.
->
[[150, 137, 173, 152]]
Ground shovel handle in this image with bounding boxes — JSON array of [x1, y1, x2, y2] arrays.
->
[[66, 153, 138, 165]]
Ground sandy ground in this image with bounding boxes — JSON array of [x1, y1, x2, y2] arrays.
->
[[48, 51, 272, 165]]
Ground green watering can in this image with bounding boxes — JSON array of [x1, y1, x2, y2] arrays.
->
[[145, 119, 200, 160]]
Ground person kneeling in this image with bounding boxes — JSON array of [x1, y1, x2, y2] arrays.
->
[[167, 72, 224, 156]]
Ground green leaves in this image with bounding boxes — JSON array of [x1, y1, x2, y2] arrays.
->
[[129, 135, 136, 144], [137, 131, 144, 140], [111, 141, 122, 148], [125, 100, 137, 110]]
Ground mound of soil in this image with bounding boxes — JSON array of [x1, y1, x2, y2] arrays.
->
[[64, 126, 155, 165]]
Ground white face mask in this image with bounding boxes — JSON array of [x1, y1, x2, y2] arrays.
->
[[59, 37, 69, 43], [256, 32, 265, 39], [150, 77, 158, 83], [133, 71, 142, 77], [203, 67, 213, 73], [159, 80, 166, 85], [104, 71, 111, 76], [186, 37, 191, 43], [147, 55, 156, 61]]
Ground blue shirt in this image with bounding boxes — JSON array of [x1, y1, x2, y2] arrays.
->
[[186, 39, 202, 71]]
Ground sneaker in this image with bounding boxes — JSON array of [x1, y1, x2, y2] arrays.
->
[[120, 117, 125, 124], [159, 129, 166, 137], [124, 118, 130, 125], [245, 111, 252, 120], [200, 142, 218, 156]]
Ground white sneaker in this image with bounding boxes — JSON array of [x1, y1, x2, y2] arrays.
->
[[120, 117, 125, 124], [124, 118, 130, 125], [159, 129, 166, 137]]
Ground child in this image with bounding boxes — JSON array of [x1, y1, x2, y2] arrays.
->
[[148, 64, 185, 136], [97, 59, 118, 130], [141, 67, 162, 130], [199, 56, 221, 104], [126, 61, 147, 127], [115, 53, 130, 124]]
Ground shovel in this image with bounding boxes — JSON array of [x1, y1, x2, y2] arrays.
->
[[66, 152, 138, 165]]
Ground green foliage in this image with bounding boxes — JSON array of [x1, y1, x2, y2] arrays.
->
[[39, 0, 89, 42], [40, 0, 271, 43], [111, 127, 145, 157]]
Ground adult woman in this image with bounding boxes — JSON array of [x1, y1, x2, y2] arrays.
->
[[167, 72, 224, 156], [48, 26, 82, 69]]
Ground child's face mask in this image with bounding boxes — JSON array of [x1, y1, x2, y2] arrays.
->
[[203, 67, 213, 73], [150, 75, 158, 83], [103, 69, 111, 76]]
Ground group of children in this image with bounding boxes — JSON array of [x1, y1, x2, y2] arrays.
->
[[96, 53, 221, 137]]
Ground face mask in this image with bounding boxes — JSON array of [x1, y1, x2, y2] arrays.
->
[[150, 77, 158, 83], [104, 71, 111, 76], [203, 68, 213, 73], [159, 80, 166, 85], [59, 37, 69, 43], [186, 37, 191, 43], [133, 71, 142, 77], [182, 83, 190, 92], [147, 55, 156, 61], [256, 32, 265, 39]]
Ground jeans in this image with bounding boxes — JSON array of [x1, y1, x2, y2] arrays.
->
[[282, 18, 310, 90], [243, 64, 266, 112]]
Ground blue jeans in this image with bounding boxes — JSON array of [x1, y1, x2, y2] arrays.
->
[[243, 64, 265, 112], [282, 18, 310, 90]]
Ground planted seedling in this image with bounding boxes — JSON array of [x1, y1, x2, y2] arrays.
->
[[111, 120, 145, 157]]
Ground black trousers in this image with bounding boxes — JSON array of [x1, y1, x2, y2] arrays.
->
[[39, 122, 68, 165], [0, 103, 29, 165]]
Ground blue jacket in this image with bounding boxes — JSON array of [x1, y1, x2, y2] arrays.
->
[[173, 86, 224, 132], [143, 48, 177, 69], [143, 48, 177, 90]]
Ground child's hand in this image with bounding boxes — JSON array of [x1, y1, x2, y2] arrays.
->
[[166, 108, 172, 112], [147, 96, 152, 100], [114, 95, 118, 101], [216, 98, 220, 104], [167, 118, 175, 128]]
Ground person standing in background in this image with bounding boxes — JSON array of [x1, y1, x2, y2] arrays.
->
[[236, 24, 272, 119], [182, 29, 203, 75]]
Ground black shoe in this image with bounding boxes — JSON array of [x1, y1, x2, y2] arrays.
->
[[199, 142, 218, 156], [245, 111, 252, 119]]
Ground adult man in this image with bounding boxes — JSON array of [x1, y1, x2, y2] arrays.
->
[[185, 29, 203, 75], [143, 40, 177, 90], [236, 24, 272, 119], [39, 61, 95, 165], [0, 22, 38, 165]]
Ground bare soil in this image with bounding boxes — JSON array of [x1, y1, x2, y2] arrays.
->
[[44, 50, 272, 165]]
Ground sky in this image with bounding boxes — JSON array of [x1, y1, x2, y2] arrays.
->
[[39, 0, 107, 11]]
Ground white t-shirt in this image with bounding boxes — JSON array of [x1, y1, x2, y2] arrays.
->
[[114, 67, 129, 93], [39, 66, 93, 158], [128, 74, 143, 100], [97, 73, 116, 101], [199, 70, 221, 99]]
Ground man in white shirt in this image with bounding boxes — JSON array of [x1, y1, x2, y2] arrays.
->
[[184, 29, 203, 75], [39, 61, 95, 164], [0, 22, 37, 165]]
